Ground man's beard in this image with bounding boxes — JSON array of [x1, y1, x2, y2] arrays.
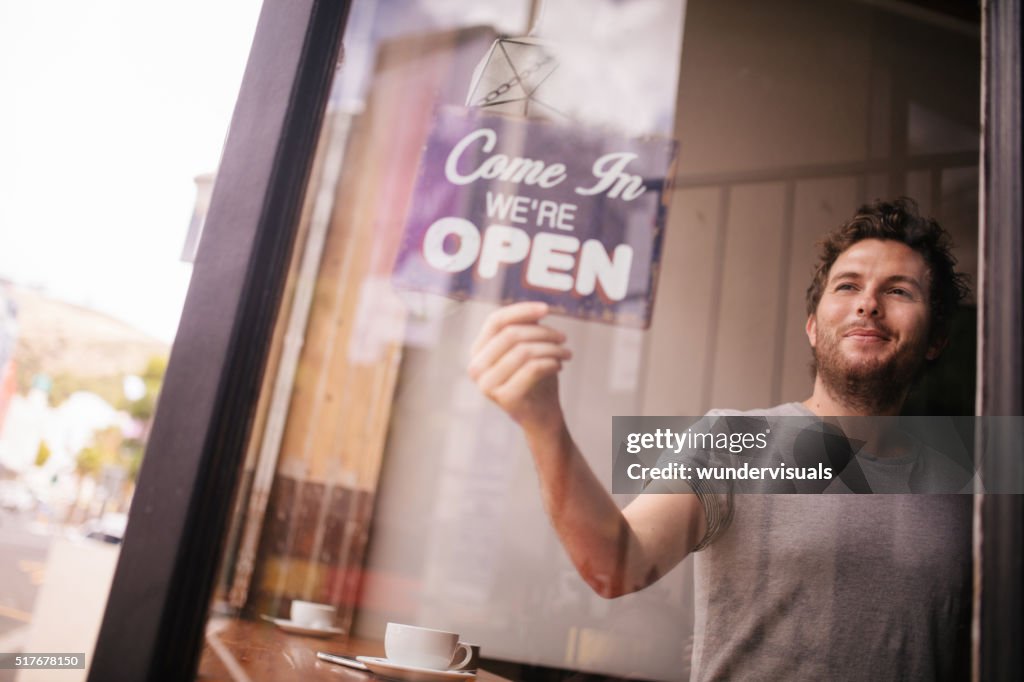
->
[[812, 323, 929, 415]]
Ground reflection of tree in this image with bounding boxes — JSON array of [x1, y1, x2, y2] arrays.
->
[[75, 426, 123, 478], [49, 373, 122, 407], [67, 355, 166, 523], [123, 356, 166, 419], [27, 353, 168, 410], [71, 426, 131, 523], [34, 440, 51, 467], [121, 354, 167, 479], [73, 354, 166, 481]]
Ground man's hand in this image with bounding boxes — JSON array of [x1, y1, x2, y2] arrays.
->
[[468, 302, 572, 432], [468, 301, 700, 597]]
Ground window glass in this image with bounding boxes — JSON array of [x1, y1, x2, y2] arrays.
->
[[197, 2, 979, 680]]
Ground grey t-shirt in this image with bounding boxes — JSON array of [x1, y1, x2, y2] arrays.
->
[[673, 403, 972, 681]]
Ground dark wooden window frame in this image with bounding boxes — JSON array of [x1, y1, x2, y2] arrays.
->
[[88, 1, 350, 680], [978, 0, 1023, 679], [88, 0, 1020, 680]]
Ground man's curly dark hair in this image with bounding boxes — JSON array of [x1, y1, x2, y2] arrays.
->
[[805, 197, 971, 345]]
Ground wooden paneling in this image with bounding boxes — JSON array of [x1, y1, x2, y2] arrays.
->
[[709, 183, 786, 410], [780, 177, 860, 402], [643, 187, 723, 415], [246, 26, 500, 626]]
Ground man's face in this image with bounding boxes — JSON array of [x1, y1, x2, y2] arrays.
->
[[806, 238, 942, 395]]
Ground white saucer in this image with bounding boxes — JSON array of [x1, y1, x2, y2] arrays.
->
[[260, 614, 343, 638], [355, 656, 476, 681]]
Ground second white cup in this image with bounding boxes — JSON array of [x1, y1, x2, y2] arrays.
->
[[384, 622, 474, 670], [290, 600, 336, 629]]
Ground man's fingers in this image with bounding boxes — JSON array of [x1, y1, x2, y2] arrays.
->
[[475, 342, 571, 394], [468, 303, 568, 424], [471, 302, 550, 356], [491, 358, 562, 406], [468, 323, 567, 380]]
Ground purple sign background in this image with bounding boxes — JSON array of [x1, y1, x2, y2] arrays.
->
[[391, 107, 676, 327]]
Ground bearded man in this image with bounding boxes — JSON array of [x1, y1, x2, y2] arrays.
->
[[468, 198, 972, 680]]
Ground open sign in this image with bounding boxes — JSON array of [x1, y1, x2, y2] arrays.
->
[[392, 107, 675, 327]]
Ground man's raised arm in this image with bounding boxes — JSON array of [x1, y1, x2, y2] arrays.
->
[[468, 302, 704, 597]]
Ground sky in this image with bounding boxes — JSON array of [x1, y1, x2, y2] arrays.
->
[[0, 0, 264, 343]]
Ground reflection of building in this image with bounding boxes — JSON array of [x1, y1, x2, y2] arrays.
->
[[181, 173, 216, 264]]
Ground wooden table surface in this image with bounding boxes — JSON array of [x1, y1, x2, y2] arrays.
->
[[197, 617, 511, 681]]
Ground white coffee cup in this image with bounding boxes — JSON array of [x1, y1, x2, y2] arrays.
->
[[457, 643, 481, 671], [384, 622, 474, 670], [290, 600, 336, 629]]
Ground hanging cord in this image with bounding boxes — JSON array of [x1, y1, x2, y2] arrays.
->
[[527, 0, 547, 37], [465, 0, 554, 110]]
